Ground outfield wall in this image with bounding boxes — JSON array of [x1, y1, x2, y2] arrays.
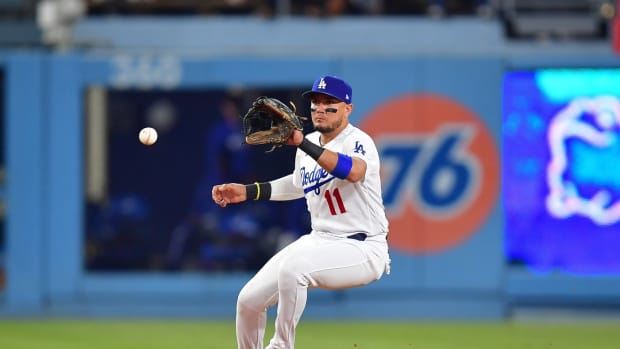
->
[[2, 18, 620, 318]]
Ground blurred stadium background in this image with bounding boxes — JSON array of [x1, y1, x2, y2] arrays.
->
[[1, 0, 620, 348]]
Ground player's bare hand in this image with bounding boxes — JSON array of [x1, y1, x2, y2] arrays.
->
[[286, 129, 304, 146], [212, 183, 247, 207]]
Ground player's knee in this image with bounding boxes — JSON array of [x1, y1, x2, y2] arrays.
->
[[237, 286, 263, 313]]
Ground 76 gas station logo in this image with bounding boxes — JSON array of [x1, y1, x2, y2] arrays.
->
[[380, 124, 480, 218], [362, 93, 499, 252]]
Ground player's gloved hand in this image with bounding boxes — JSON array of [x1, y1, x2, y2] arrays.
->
[[242, 96, 306, 153]]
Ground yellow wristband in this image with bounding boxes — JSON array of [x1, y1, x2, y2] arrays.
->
[[245, 182, 271, 201], [254, 182, 260, 200]]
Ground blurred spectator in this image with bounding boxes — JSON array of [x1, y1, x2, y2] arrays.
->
[[166, 95, 274, 271], [199, 0, 274, 16], [429, 0, 489, 16], [292, 0, 373, 16], [381, 0, 429, 15], [382, 0, 488, 16], [203, 96, 254, 186], [84, 0, 491, 17], [86, 0, 273, 16]]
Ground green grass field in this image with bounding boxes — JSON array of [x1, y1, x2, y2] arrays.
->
[[1, 319, 619, 349]]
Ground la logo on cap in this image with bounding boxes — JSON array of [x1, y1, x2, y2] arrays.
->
[[318, 78, 327, 89]]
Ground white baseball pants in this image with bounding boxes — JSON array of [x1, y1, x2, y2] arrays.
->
[[235, 232, 389, 349]]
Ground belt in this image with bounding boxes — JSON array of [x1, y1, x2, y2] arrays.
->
[[347, 233, 367, 241]]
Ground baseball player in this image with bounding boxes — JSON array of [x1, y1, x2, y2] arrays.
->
[[212, 75, 390, 349]]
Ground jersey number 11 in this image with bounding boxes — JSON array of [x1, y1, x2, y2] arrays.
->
[[325, 188, 346, 215]]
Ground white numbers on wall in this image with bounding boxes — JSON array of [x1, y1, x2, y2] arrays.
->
[[110, 54, 182, 89]]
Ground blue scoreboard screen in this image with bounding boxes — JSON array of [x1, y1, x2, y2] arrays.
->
[[502, 68, 620, 274]]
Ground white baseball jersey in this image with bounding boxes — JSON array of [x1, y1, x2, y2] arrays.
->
[[293, 124, 389, 240]]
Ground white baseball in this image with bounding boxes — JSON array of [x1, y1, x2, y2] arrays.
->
[[139, 127, 158, 146]]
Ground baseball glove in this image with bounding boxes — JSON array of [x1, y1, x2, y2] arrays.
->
[[242, 96, 306, 152]]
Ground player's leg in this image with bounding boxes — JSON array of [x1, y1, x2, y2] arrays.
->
[[236, 235, 313, 349], [267, 237, 387, 349]]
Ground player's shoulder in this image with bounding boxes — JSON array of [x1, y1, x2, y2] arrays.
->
[[343, 124, 378, 157]]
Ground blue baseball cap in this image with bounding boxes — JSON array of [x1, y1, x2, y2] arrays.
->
[[302, 75, 352, 104]]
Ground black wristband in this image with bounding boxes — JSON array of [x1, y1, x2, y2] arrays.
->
[[299, 137, 325, 161], [245, 182, 271, 200]]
